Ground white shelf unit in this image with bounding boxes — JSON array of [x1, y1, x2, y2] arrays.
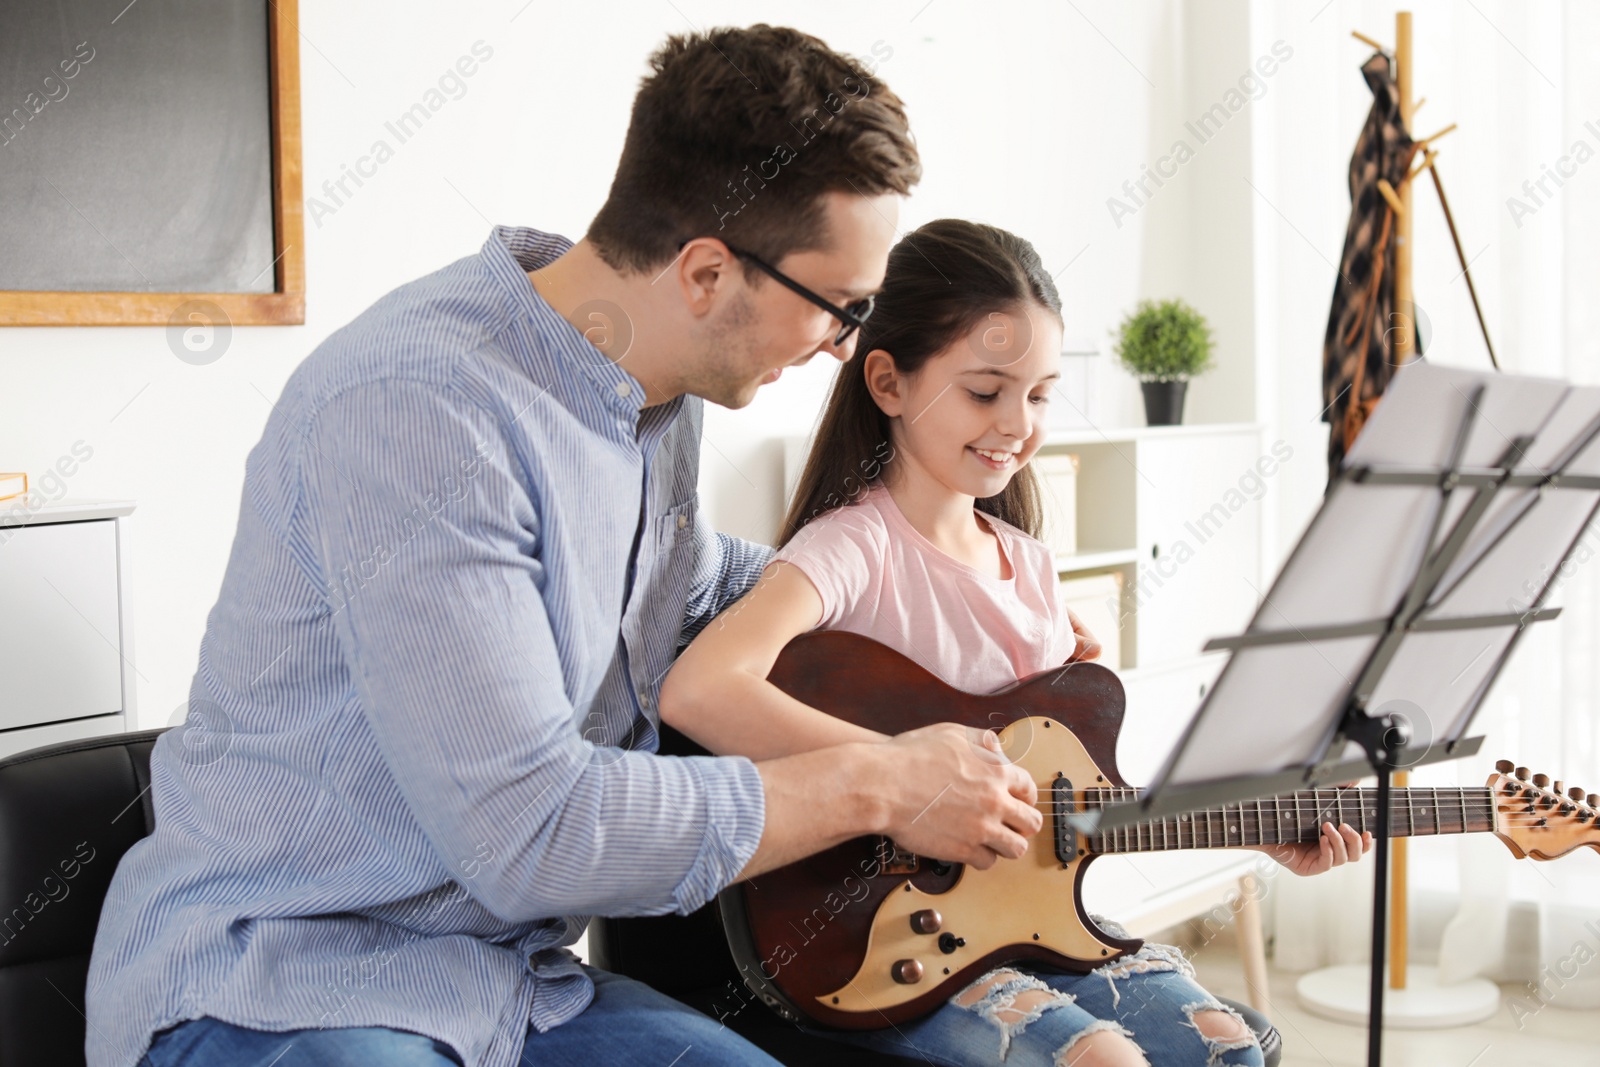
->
[[0, 499, 138, 759]]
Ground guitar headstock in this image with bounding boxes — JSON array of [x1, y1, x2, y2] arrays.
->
[[1489, 760, 1600, 861]]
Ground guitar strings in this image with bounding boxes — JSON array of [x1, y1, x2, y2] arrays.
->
[[1053, 785, 1577, 853]]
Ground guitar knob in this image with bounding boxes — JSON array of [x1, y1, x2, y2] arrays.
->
[[938, 933, 967, 955], [1495, 759, 1515, 774], [1516, 767, 1531, 780], [910, 909, 943, 935], [891, 959, 924, 985], [1533, 773, 1550, 788]]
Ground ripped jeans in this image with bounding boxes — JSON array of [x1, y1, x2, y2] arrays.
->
[[805, 924, 1261, 1067]]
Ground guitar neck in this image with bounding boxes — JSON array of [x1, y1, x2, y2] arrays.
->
[[1082, 786, 1498, 854]]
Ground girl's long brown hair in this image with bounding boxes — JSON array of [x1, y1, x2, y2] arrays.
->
[[778, 219, 1063, 547]]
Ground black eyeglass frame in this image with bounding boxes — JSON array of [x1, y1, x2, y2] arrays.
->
[[678, 239, 875, 347]]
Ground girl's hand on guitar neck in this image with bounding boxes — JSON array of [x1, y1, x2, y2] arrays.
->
[[1256, 820, 1374, 876]]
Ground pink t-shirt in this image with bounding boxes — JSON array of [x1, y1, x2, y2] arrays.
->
[[774, 485, 1080, 694]]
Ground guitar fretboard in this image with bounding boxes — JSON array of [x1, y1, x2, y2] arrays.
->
[[1076, 786, 1498, 854]]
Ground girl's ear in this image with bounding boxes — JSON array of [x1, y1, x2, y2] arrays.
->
[[863, 349, 905, 417]]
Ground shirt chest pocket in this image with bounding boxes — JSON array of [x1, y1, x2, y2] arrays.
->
[[652, 497, 696, 589], [628, 496, 697, 627]]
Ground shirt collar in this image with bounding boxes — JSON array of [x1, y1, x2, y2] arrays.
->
[[481, 225, 654, 421]]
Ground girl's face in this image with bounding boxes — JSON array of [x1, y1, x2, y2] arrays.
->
[[867, 302, 1064, 501]]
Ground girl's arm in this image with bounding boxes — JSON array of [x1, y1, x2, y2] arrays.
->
[[660, 560, 891, 761]]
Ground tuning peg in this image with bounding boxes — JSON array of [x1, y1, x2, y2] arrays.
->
[[1533, 773, 1551, 788], [1516, 766, 1531, 780], [1554, 781, 1565, 796], [1569, 786, 1586, 802], [1496, 759, 1515, 774], [1589, 794, 1599, 808]]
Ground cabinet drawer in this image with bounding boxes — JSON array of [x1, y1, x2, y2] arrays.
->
[[0, 520, 125, 730], [1134, 431, 1264, 663]]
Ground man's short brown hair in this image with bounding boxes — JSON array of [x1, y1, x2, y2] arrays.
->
[[587, 25, 921, 274]]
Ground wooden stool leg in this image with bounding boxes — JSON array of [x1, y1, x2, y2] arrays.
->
[[1235, 873, 1270, 1013]]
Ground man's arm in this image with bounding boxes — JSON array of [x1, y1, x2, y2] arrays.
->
[[304, 380, 766, 921]]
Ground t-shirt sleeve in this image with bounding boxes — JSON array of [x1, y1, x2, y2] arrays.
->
[[772, 503, 885, 629]]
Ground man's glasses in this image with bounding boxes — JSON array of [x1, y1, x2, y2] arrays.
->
[[681, 240, 875, 347]]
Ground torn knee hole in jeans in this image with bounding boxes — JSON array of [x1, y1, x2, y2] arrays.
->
[[1091, 940, 1196, 1009], [1053, 1018, 1144, 1067], [953, 968, 1077, 1058], [1183, 1000, 1258, 1066]]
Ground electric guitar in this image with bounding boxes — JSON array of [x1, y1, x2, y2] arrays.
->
[[717, 631, 1600, 1030]]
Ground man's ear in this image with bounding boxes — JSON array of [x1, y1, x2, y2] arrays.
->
[[862, 349, 904, 417], [675, 239, 737, 319]]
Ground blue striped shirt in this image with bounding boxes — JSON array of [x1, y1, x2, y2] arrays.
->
[[85, 226, 773, 1067]]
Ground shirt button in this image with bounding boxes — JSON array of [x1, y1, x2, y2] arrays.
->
[[677, 513, 688, 529], [615, 380, 632, 398], [638, 688, 651, 707]]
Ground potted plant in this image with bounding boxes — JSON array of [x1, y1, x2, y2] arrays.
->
[[1113, 298, 1215, 426]]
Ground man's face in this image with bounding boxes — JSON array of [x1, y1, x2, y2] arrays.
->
[[694, 191, 900, 409]]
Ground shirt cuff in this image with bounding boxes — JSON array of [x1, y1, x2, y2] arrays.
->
[[671, 754, 767, 915]]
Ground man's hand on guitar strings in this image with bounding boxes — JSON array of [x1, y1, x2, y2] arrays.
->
[[1257, 820, 1374, 876], [873, 724, 1042, 871]]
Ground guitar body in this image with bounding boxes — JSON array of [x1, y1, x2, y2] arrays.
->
[[718, 631, 1144, 1030]]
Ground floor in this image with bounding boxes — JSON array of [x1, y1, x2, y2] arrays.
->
[[1176, 922, 1600, 1067]]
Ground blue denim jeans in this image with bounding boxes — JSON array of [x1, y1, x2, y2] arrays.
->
[[807, 944, 1263, 1067], [137, 965, 782, 1067]]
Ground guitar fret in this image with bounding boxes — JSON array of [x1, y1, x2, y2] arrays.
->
[[1088, 782, 1505, 857]]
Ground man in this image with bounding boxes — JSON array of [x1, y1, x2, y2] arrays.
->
[[87, 25, 1042, 1067]]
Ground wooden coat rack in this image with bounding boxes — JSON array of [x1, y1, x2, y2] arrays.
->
[[1298, 11, 1504, 1032]]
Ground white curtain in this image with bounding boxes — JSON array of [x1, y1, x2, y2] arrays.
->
[[1259, 0, 1600, 1003]]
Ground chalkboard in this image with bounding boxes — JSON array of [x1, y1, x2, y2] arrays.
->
[[0, 0, 303, 326]]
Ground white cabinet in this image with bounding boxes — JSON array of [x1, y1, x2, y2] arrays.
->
[[1043, 424, 1266, 674], [1132, 430, 1264, 668], [0, 500, 136, 758]]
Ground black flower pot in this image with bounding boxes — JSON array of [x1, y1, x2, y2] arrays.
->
[[1140, 380, 1188, 426]]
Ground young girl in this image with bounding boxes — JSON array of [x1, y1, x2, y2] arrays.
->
[[661, 219, 1368, 1067]]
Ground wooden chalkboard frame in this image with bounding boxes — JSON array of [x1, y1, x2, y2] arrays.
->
[[0, 0, 304, 327]]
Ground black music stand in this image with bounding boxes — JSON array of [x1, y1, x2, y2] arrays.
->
[[1068, 362, 1600, 1067]]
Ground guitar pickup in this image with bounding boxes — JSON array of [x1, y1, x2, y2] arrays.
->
[[1052, 774, 1076, 864]]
